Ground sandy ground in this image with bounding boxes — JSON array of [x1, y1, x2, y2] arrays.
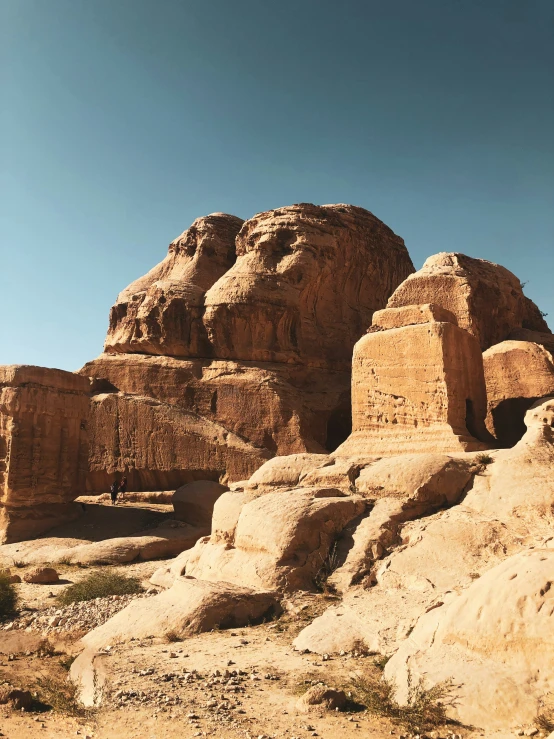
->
[[0, 500, 510, 739]]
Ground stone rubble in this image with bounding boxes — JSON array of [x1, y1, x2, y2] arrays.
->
[[2, 592, 152, 634]]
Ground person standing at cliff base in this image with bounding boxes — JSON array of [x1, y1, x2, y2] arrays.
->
[[110, 480, 119, 506]]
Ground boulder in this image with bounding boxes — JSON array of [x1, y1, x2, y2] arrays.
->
[[86, 391, 270, 490], [22, 566, 59, 584], [0, 569, 21, 584], [337, 310, 491, 456], [483, 340, 554, 447], [384, 549, 554, 729], [105, 213, 244, 357], [245, 453, 330, 491], [387, 252, 550, 350], [162, 488, 366, 592], [296, 685, 347, 712], [79, 576, 281, 650], [0, 365, 90, 543], [172, 480, 228, 527]]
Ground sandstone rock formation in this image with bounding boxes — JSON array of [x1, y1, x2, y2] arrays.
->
[[86, 391, 270, 490], [105, 213, 244, 357], [387, 252, 549, 350], [0, 366, 90, 543], [79, 577, 281, 650], [202, 204, 413, 366], [337, 304, 491, 456], [385, 549, 554, 729], [483, 340, 554, 447], [172, 480, 228, 528], [82, 204, 414, 485]]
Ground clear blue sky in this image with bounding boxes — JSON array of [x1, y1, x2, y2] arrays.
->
[[2, 0, 553, 371]]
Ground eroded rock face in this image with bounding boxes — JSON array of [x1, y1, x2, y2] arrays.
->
[[385, 549, 554, 729], [387, 252, 550, 351], [105, 213, 244, 357], [81, 354, 351, 457], [483, 340, 554, 447], [337, 306, 491, 456], [0, 366, 90, 543], [86, 392, 270, 491], [84, 204, 413, 478], [204, 204, 414, 367]]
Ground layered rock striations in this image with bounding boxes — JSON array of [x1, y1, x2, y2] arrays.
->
[[83, 204, 414, 484], [0, 366, 90, 543]]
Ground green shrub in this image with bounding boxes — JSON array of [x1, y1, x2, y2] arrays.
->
[[57, 571, 143, 606], [0, 574, 18, 622]]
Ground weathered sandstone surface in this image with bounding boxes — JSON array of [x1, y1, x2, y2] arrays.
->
[[337, 305, 491, 456], [86, 391, 270, 490], [0, 365, 90, 543], [385, 549, 554, 729], [387, 252, 549, 350], [105, 213, 244, 357], [82, 204, 414, 484], [483, 340, 554, 447], [172, 480, 228, 528]]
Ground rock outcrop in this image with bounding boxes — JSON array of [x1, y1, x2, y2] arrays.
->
[[82, 204, 414, 484], [203, 204, 413, 367], [337, 304, 491, 456], [387, 252, 549, 351], [172, 480, 228, 528], [385, 549, 554, 729], [0, 366, 90, 543], [105, 213, 244, 357], [483, 340, 554, 447], [86, 391, 270, 490]]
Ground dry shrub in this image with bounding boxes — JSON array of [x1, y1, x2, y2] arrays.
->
[[164, 629, 182, 643], [0, 573, 18, 622], [57, 571, 143, 606], [350, 669, 458, 730]]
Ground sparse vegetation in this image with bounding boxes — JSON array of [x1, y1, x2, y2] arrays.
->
[[373, 653, 390, 670], [314, 542, 340, 594], [350, 670, 458, 731], [164, 629, 183, 643], [537, 694, 554, 732], [57, 570, 143, 606], [33, 674, 85, 715], [475, 452, 494, 466], [0, 573, 18, 622]]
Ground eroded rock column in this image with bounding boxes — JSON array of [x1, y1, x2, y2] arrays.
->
[[0, 365, 90, 543]]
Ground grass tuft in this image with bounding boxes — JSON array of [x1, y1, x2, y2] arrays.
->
[[475, 452, 494, 466], [350, 670, 457, 731], [164, 629, 182, 643], [0, 573, 18, 622], [314, 542, 340, 594], [57, 571, 143, 606]]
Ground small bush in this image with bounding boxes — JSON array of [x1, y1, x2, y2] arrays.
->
[[0, 574, 18, 622], [164, 629, 182, 643], [314, 542, 340, 594], [373, 654, 390, 670], [34, 674, 83, 715], [57, 571, 143, 606], [475, 453, 494, 466], [350, 670, 457, 731]]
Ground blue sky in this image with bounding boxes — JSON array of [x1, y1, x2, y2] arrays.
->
[[2, 0, 553, 371]]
